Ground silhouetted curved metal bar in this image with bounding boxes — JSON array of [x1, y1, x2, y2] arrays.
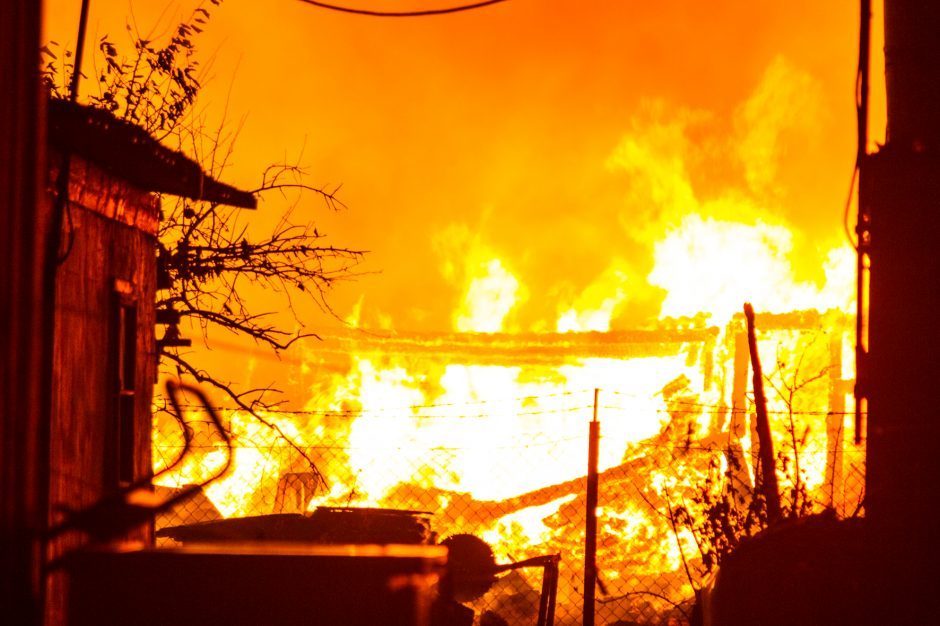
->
[[296, 0, 508, 18], [46, 380, 231, 545]]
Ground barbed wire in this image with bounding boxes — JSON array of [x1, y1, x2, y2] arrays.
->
[[600, 404, 862, 417], [295, 0, 510, 18], [163, 401, 863, 419], [165, 403, 598, 420], [153, 431, 866, 455], [154, 434, 592, 452]]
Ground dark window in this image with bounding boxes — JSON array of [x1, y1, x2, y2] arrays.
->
[[107, 283, 137, 488], [116, 303, 137, 484]]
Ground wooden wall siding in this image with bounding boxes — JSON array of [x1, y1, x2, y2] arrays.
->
[[49, 162, 157, 523], [49, 152, 161, 236], [46, 155, 157, 625]]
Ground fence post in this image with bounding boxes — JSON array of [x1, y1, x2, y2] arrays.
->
[[743, 303, 781, 523], [584, 388, 600, 626]]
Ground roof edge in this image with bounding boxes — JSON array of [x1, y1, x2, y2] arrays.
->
[[47, 98, 256, 209]]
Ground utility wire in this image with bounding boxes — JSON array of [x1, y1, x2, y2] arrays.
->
[[170, 402, 862, 419], [843, 0, 873, 251], [169, 403, 595, 419], [295, 0, 509, 17], [154, 437, 863, 454]]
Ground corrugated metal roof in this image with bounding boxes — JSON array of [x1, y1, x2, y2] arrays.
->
[[48, 98, 256, 209]]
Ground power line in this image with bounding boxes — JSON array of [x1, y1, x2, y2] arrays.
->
[[296, 0, 509, 17], [154, 437, 866, 455]]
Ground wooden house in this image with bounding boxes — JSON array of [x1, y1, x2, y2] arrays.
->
[[43, 98, 255, 624]]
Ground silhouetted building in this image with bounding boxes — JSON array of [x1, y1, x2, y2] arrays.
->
[[41, 98, 255, 625]]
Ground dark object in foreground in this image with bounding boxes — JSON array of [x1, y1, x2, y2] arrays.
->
[[50, 381, 230, 544], [157, 507, 435, 545], [440, 534, 560, 626], [707, 513, 873, 625], [160, 514, 560, 626], [67, 543, 446, 626]]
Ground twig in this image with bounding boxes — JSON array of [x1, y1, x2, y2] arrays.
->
[[163, 351, 328, 491]]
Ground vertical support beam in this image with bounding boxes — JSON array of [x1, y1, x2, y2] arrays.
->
[[863, 148, 940, 616], [536, 555, 560, 626], [0, 1, 49, 625], [864, 2, 940, 618], [854, 1, 873, 448], [825, 332, 846, 512], [883, 0, 940, 149], [730, 329, 750, 438], [726, 327, 754, 507], [583, 389, 600, 626]]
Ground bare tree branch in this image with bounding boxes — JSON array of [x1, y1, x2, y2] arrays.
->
[[164, 351, 327, 491], [45, 2, 364, 500]]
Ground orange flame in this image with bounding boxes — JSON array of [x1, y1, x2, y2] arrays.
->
[[154, 53, 861, 617]]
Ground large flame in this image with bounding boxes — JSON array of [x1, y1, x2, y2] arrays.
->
[[651, 214, 855, 321], [154, 52, 862, 622]]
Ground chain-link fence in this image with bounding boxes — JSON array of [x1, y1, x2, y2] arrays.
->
[[153, 399, 866, 626]]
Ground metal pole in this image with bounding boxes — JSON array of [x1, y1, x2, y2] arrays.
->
[[69, 0, 92, 101], [583, 388, 600, 626], [854, 0, 872, 445]]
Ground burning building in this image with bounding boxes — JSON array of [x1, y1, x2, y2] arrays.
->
[[146, 23, 862, 621], [5, 1, 940, 625], [154, 303, 860, 623], [37, 96, 255, 624]]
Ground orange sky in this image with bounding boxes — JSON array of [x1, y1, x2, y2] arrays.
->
[[44, 0, 884, 390]]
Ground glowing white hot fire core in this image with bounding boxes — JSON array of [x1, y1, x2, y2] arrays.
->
[[154, 215, 858, 622]]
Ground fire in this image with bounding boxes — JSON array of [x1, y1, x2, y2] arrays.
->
[[154, 409, 306, 517], [481, 495, 577, 555], [556, 261, 630, 333], [436, 224, 526, 333], [154, 54, 862, 622], [330, 355, 697, 504], [650, 214, 855, 322]]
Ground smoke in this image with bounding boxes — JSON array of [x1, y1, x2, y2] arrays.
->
[[40, 0, 861, 399], [430, 55, 848, 331]]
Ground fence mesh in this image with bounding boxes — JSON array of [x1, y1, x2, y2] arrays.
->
[[153, 400, 866, 626]]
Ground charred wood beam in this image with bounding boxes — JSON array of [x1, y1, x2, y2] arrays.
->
[[444, 446, 696, 526]]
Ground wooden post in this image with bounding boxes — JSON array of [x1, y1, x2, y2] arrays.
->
[[743, 304, 781, 523], [583, 388, 600, 626], [0, 0, 48, 624], [862, 4, 940, 617]]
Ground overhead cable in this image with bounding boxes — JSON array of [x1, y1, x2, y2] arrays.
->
[[296, 0, 509, 17]]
